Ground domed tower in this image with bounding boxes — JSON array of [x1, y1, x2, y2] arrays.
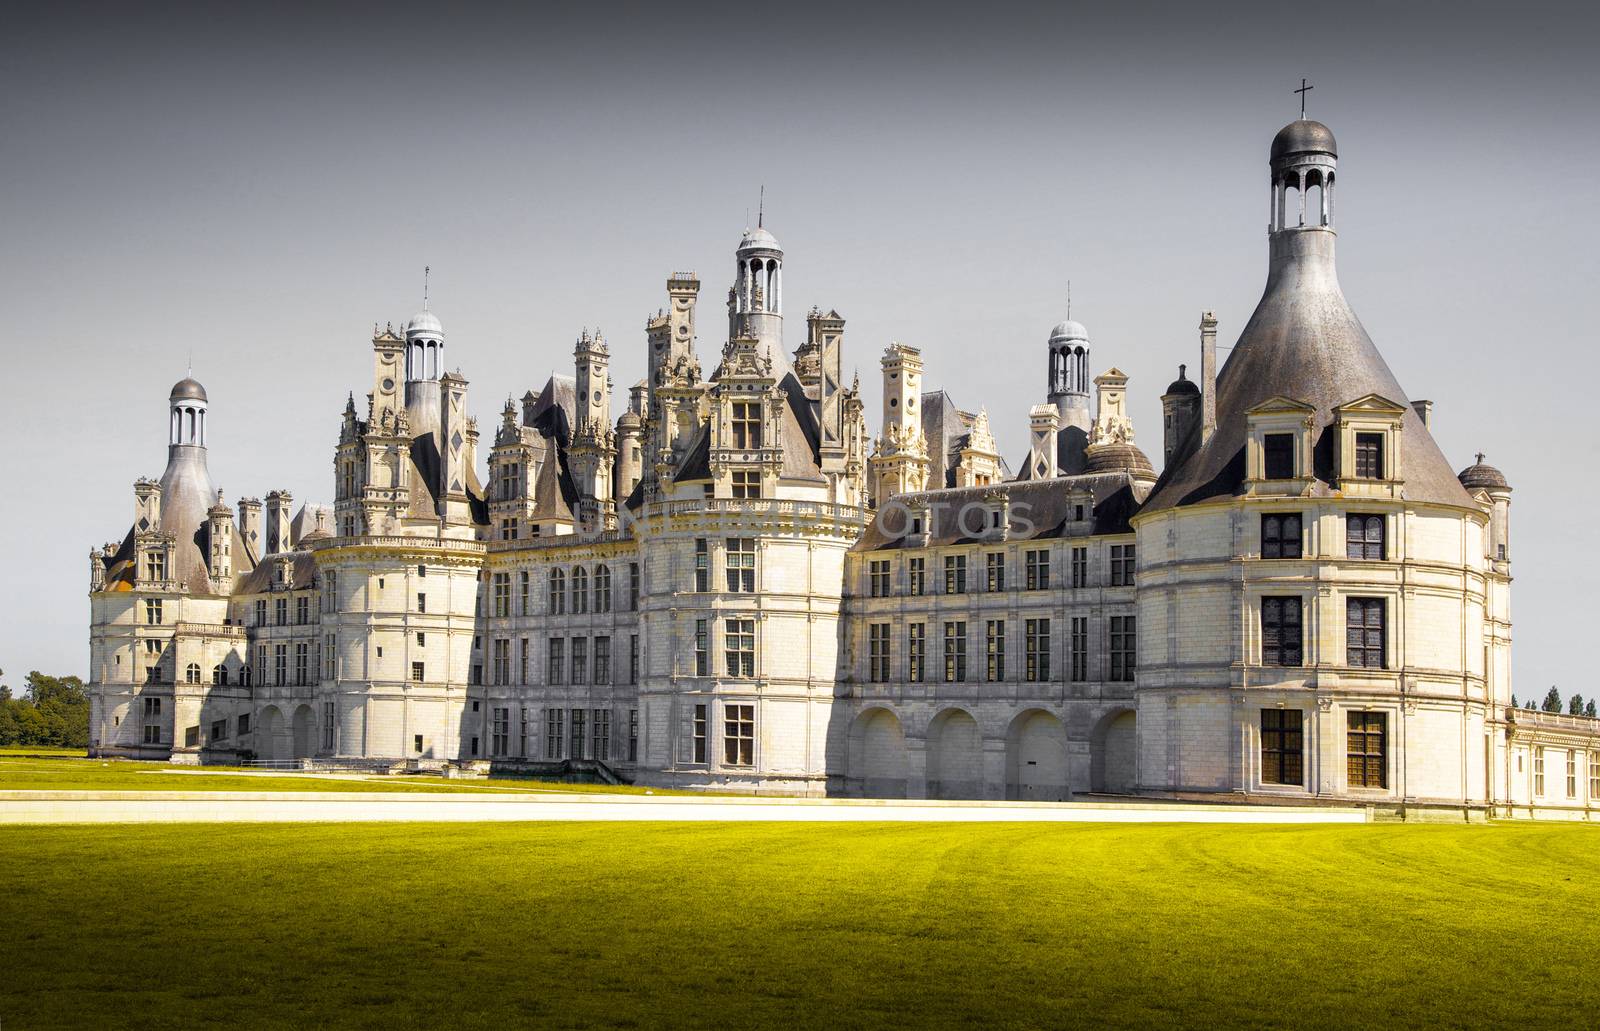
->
[[729, 222, 786, 369], [1271, 118, 1337, 234], [1046, 320, 1091, 473], [404, 307, 444, 437], [158, 376, 218, 593]]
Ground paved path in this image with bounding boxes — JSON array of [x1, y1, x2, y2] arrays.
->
[[0, 790, 1368, 825]]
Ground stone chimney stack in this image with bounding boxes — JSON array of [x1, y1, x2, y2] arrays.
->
[[1027, 404, 1060, 480], [1411, 399, 1433, 427], [264, 490, 293, 555], [1199, 311, 1218, 444], [237, 497, 262, 558]]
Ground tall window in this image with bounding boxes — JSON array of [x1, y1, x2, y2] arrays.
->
[[1589, 753, 1599, 801], [731, 401, 763, 449], [868, 624, 891, 683], [592, 709, 611, 762], [1566, 751, 1578, 798], [548, 638, 565, 684], [416, 592, 426, 613], [1262, 514, 1303, 559], [594, 565, 611, 613], [1025, 550, 1050, 590], [296, 596, 310, 625], [255, 599, 267, 626], [1070, 617, 1088, 682], [274, 645, 287, 686], [731, 470, 762, 499], [519, 707, 530, 758], [1346, 598, 1386, 668], [943, 621, 967, 683], [869, 560, 891, 598], [519, 638, 529, 685], [594, 636, 611, 685], [944, 554, 967, 595], [499, 461, 520, 501], [693, 704, 707, 764], [1261, 709, 1304, 785], [493, 639, 510, 685], [144, 599, 164, 625], [725, 618, 755, 678], [1025, 618, 1050, 682], [1070, 547, 1088, 588], [1263, 433, 1295, 479], [571, 567, 588, 614], [295, 643, 308, 686], [1346, 515, 1386, 560], [276, 598, 288, 625], [985, 553, 1005, 592], [546, 709, 565, 759], [1354, 432, 1384, 479], [908, 557, 926, 596], [694, 539, 709, 591], [629, 563, 640, 610], [629, 634, 639, 684], [1261, 597, 1304, 667], [724, 704, 754, 767], [571, 637, 588, 684], [570, 709, 586, 760], [1109, 616, 1136, 682], [695, 620, 709, 676], [548, 569, 566, 614], [1347, 711, 1387, 788], [907, 623, 926, 683], [213, 664, 229, 686], [146, 551, 167, 582], [1533, 748, 1545, 797], [491, 708, 510, 757], [185, 663, 201, 684], [726, 539, 756, 592], [321, 701, 336, 751], [985, 620, 1006, 682], [520, 571, 530, 615], [1109, 545, 1135, 587], [492, 572, 510, 617]]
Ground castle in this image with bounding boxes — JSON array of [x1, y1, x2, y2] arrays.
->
[[87, 115, 1599, 817]]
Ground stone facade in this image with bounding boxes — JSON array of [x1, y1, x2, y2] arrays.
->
[[86, 115, 1595, 817]]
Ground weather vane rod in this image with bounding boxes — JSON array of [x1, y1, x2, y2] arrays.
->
[[758, 185, 765, 229], [424, 265, 430, 310]]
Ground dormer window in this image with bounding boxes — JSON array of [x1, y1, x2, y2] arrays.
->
[[1263, 434, 1296, 479], [1333, 394, 1406, 496], [1354, 433, 1384, 479], [731, 401, 762, 449]]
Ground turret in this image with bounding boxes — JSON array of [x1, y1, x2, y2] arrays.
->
[[438, 370, 473, 526], [1161, 364, 1201, 469], [869, 343, 930, 506], [404, 307, 444, 437], [1459, 454, 1513, 565], [1046, 320, 1091, 473], [237, 497, 262, 559], [206, 490, 235, 590], [729, 222, 785, 369], [568, 329, 616, 529]]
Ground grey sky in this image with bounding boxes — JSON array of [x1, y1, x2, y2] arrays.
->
[[2, 1, 1596, 698]]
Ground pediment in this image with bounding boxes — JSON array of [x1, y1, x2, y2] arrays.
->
[[1246, 395, 1317, 416], [1335, 393, 1408, 415]]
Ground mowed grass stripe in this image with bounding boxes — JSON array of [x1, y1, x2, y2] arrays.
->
[[1, 822, 1596, 1029]]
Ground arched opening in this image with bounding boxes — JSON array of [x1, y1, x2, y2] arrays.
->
[[185, 663, 201, 684], [1090, 708, 1138, 794], [927, 708, 983, 799], [846, 707, 909, 798], [213, 664, 227, 686], [258, 705, 285, 761], [1007, 709, 1069, 801], [1304, 169, 1325, 227], [292, 704, 316, 760]]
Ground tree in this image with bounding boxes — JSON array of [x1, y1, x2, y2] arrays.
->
[[0, 672, 89, 748], [1543, 687, 1563, 713], [1570, 694, 1586, 717], [1511, 694, 1519, 709], [1588, 701, 1597, 719]]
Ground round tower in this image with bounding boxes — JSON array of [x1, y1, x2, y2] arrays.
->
[[730, 224, 784, 365], [404, 308, 444, 436], [1270, 118, 1337, 234], [1046, 320, 1091, 474]]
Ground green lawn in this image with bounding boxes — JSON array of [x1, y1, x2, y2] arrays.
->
[[1, 822, 1595, 1029], [0, 756, 694, 795]]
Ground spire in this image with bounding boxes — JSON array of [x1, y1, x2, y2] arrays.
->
[[758, 184, 764, 228], [423, 265, 430, 310]]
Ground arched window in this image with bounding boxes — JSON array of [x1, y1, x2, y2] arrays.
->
[[212, 664, 228, 686], [572, 566, 589, 615], [594, 564, 611, 613], [548, 568, 566, 614], [240, 665, 252, 687], [186, 663, 201, 684]]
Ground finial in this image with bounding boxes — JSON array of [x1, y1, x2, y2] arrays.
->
[[1476, 451, 1486, 465], [423, 266, 430, 310], [1294, 78, 1313, 120], [187, 352, 192, 378], [1179, 363, 1187, 379], [1067, 280, 1071, 320], [758, 185, 764, 228]]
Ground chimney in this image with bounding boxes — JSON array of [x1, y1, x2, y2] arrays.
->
[[1411, 399, 1432, 428], [264, 490, 293, 555], [237, 497, 263, 558], [1199, 311, 1218, 444]]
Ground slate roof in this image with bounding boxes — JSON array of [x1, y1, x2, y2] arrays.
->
[[855, 472, 1148, 552]]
